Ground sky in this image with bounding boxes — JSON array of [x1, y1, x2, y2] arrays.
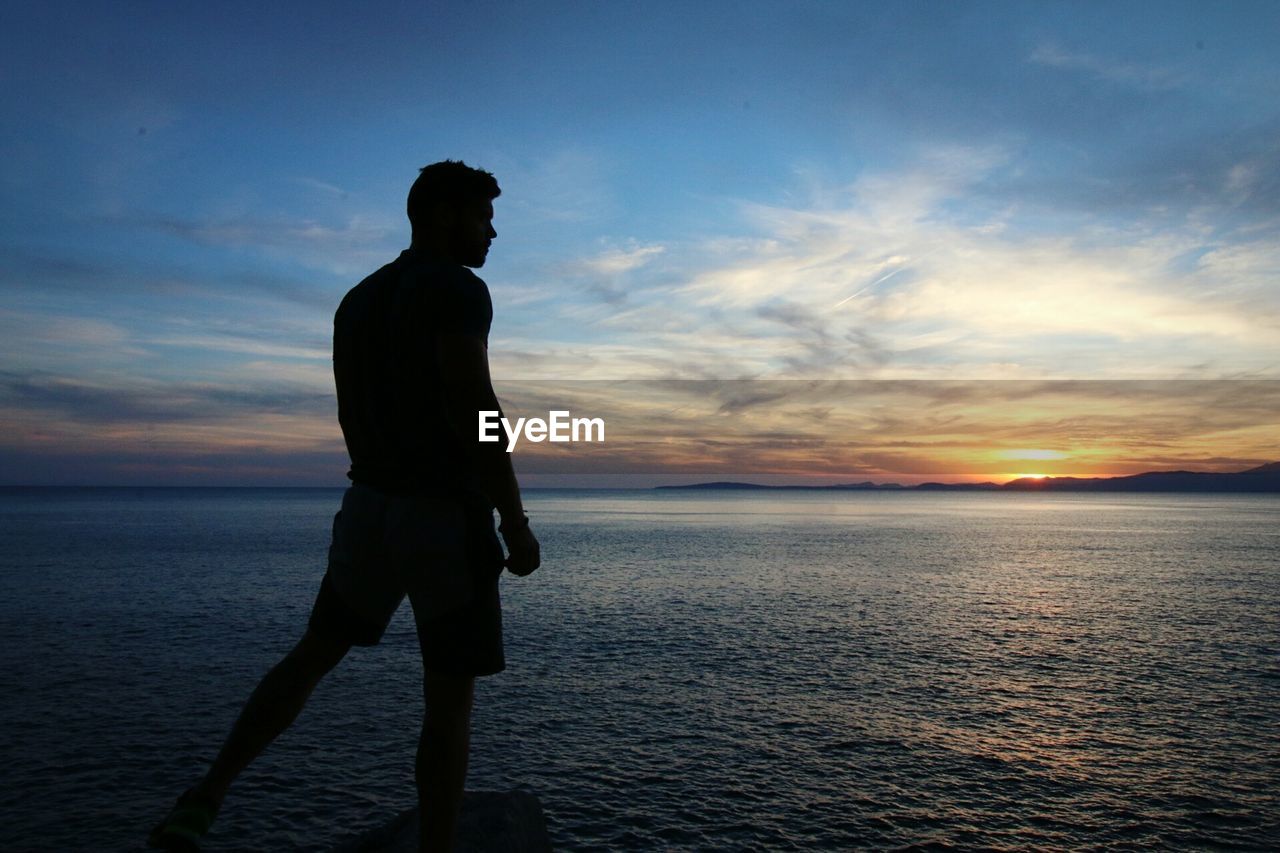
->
[[2, 0, 1278, 486]]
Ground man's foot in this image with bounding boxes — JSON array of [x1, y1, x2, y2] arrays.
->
[[146, 787, 221, 852]]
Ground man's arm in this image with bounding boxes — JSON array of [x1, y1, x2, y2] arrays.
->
[[436, 333, 540, 575]]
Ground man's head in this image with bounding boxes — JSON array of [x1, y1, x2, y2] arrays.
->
[[407, 160, 500, 268]]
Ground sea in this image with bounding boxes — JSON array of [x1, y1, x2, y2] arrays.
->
[[1, 487, 1277, 851]]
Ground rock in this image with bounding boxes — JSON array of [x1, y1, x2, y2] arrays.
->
[[330, 790, 552, 852]]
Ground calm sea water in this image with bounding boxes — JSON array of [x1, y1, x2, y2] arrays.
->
[[1, 487, 1278, 851]]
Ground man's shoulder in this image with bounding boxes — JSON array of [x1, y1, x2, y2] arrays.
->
[[406, 257, 493, 322], [336, 253, 491, 328], [337, 255, 404, 316], [334, 252, 461, 315]]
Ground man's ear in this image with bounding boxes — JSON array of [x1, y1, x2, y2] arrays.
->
[[429, 200, 457, 230]]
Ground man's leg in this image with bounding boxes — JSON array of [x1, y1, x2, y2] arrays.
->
[[416, 670, 475, 853], [192, 627, 353, 805]]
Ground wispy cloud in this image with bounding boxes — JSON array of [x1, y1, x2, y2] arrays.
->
[[136, 213, 389, 250], [1029, 43, 1184, 90], [119, 212, 399, 276], [0, 371, 334, 426], [569, 243, 665, 278], [26, 373, 1271, 483], [475, 144, 1280, 383], [142, 333, 329, 361], [288, 176, 349, 198], [0, 369, 343, 485], [485, 379, 1280, 484], [988, 119, 1280, 221], [490, 147, 617, 225], [554, 241, 667, 306], [0, 309, 151, 378]]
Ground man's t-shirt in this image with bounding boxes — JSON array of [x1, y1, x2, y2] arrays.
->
[[333, 248, 492, 496]]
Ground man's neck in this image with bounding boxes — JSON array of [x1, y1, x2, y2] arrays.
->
[[409, 238, 458, 265]]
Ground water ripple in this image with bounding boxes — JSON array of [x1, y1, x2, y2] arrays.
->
[[1, 489, 1277, 850]]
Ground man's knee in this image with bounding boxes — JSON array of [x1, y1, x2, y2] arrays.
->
[[287, 628, 353, 679]]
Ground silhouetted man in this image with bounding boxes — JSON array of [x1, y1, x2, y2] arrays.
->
[[149, 160, 540, 852]]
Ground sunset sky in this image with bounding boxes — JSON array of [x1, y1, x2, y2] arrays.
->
[[2, 1, 1278, 486]]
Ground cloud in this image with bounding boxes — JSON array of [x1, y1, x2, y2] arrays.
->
[[0, 371, 335, 427], [0, 367, 344, 484], [119, 212, 399, 276], [557, 241, 667, 305], [0, 245, 346, 317], [4, 367, 1274, 485], [491, 144, 1279, 382], [142, 332, 329, 361], [483, 379, 1280, 483], [1029, 44, 1183, 90], [0, 311, 130, 349], [488, 147, 617, 225], [658, 149, 1280, 379], [988, 119, 1280, 222], [138, 213, 388, 250], [289, 176, 349, 198], [570, 243, 665, 277], [0, 445, 346, 487], [0, 252, 111, 287], [0, 308, 154, 381]]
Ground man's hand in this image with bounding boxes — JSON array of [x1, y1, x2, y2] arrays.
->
[[502, 524, 541, 577]]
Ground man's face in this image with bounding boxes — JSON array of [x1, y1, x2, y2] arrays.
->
[[451, 198, 496, 268]]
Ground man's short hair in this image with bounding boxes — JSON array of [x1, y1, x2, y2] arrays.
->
[[407, 160, 501, 233]]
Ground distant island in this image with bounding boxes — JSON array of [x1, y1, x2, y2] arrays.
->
[[658, 462, 1280, 493]]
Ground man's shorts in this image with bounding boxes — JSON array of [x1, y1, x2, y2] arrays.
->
[[308, 483, 506, 676]]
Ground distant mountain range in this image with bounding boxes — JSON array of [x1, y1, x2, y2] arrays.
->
[[658, 462, 1280, 493]]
